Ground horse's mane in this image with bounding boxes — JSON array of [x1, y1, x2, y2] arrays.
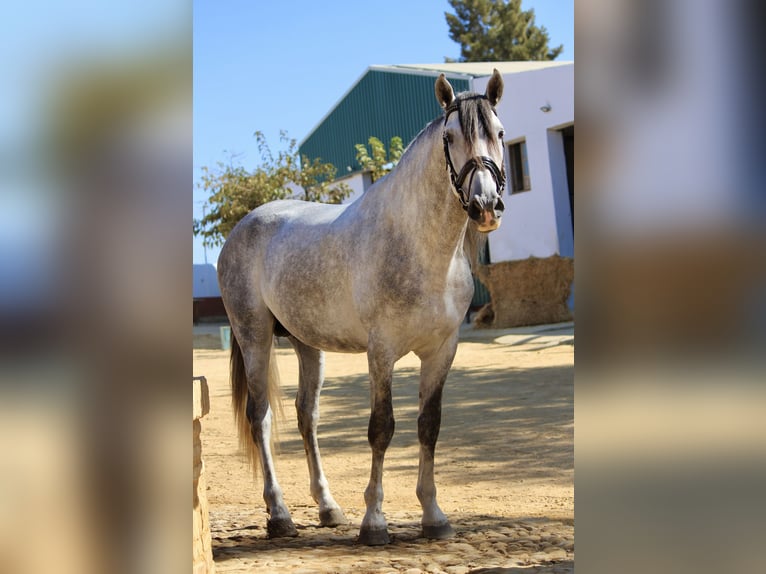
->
[[393, 91, 500, 175]]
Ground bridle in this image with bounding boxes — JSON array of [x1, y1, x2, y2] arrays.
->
[[442, 100, 506, 211]]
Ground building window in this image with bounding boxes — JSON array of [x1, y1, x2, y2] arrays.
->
[[507, 140, 531, 194]]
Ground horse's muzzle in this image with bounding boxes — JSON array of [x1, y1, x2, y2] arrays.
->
[[476, 210, 501, 232], [468, 195, 504, 232]]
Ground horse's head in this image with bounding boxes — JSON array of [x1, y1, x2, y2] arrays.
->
[[436, 70, 506, 232]]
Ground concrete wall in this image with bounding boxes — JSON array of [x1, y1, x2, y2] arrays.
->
[[472, 64, 574, 263]]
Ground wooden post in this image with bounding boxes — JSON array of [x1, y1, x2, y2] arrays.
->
[[193, 376, 215, 574]]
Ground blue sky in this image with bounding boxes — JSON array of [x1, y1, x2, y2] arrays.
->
[[193, 0, 573, 265]]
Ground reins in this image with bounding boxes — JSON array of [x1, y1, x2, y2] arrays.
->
[[442, 100, 506, 211]]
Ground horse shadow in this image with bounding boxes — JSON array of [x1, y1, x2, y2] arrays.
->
[[276, 361, 574, 486]]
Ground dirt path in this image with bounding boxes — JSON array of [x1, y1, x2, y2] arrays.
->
[[194, 326, 574, 573]]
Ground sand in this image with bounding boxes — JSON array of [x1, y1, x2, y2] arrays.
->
[[194, 325, 573, 573]]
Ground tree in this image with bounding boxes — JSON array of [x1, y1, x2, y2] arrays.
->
[[194, 131, 352, 247], [445, 0, 563, 62], [354, 136, 404, 183]]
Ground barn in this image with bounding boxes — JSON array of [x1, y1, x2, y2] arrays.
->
[[299, 62, 574, 326], [193, 263, 226, 323]]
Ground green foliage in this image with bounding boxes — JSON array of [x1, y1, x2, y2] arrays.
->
[[194, 131, 352, 248], [354, 136, 404, 182], [445, 0, 563, 62]]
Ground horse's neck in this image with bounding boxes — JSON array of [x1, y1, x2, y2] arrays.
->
[[359, 133, 469, 266]]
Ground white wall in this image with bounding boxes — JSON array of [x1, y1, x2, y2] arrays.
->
[[337, 171, 369, 204], [193, 263, 221, 297], [473, 64, 574, 262]]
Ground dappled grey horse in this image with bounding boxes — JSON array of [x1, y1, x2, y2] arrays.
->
[[218, 71, 506, 545]]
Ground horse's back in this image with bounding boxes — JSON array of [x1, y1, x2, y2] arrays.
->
[[255, 198, 348, 225], [219, 199, 368, 352], [219, 199, 347, 268]]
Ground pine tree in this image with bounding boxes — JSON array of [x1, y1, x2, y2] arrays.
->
[[445, 0, 563, 62]]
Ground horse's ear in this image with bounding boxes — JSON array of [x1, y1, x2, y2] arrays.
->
[[485, 68, 504, 107], [435, 74, 455, 110]]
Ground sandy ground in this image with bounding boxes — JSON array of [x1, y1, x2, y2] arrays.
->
[[194, 323, 574, 573]]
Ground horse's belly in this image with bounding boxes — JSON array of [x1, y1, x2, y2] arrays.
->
[[276, 312, 368, 353], [265, 284, 368, 353]]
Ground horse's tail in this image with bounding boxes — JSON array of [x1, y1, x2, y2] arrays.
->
[[230, 332, 283, 477]]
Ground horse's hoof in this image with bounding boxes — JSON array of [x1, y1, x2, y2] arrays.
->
[[422, 522, 455, 540], [358, 527, 390, 546], [267, 517, 298, 538], [319, 507, 348, 527]]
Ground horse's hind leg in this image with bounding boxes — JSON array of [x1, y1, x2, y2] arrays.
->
[[289, 337, 347, 527], [237, 321, 297, 538], [416, 332, 460, 539]]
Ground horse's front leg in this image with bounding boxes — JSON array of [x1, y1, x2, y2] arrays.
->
[[358, 340, 396, 545], [416, 332, 459, 539]]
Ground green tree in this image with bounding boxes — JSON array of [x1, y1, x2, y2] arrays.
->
[[354, 136, 404, 183], [194, 131, 352, 247], [445, 0, 563, 62]]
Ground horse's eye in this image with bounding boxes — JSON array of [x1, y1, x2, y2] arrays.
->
[[443, 131, 454, 144], [498, 130, 505, 140]]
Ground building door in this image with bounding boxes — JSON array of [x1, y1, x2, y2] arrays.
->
[[560, 125, 575, 312], [561, 125, 574, 231]]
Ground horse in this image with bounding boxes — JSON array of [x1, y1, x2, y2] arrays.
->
[[217, 70, 506, 545]]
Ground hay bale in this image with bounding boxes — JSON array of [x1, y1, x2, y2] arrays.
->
[[475, 255, 574, 328], [473, 303, 495, 328]]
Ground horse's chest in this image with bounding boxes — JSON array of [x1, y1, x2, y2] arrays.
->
[[368, 257, 473, 324]]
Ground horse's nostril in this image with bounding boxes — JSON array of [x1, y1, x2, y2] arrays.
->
[[467, 197, 483, 221]]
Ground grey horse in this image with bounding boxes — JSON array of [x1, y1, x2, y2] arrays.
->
[[218, 70, 506, 545]]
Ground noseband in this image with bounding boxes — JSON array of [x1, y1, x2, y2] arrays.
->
[[443, 101, 506, 211]]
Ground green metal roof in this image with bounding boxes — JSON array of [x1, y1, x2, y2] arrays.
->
[[299, 68, 471, 176]]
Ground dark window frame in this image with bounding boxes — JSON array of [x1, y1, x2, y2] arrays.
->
[[507, 139, 531, 194]]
